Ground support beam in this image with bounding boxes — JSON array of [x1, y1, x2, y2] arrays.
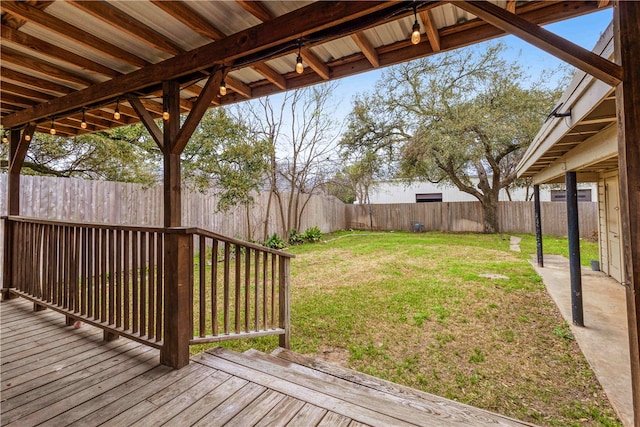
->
[[300, 48, 330, 80], [174, 70, 223, 154], [162, 80, 181, 227], [451, 1, 622, 86], [351, 32, 380, 68], [127, 95, 163, 150], [534, 184, 543, 268], [566, 171, 584, 327], [7, 128, 22, 216], [614, 1, 640, 424], [252, 63, 288, 90], [419, 10, 440, 52]]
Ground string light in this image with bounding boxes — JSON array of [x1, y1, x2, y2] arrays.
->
[[81, 108, 87, 129], [411, 5, 421, 45], [50, 118, 56, 135], [162, 92, 170, 120], [113, 98, 121, 120], [25, 134, 31, 142], [1, 132, 7, 144], [219, 78, 227, 96], [295, 41, 304, 74]]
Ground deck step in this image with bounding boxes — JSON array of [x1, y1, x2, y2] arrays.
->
[[200, 347, 532, 427], [272, 347, 532, 427]]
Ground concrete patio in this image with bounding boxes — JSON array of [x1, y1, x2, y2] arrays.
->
[[530, 254, 632, 426]]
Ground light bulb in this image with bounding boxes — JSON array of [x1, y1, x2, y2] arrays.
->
[[296, 55, 304, 74], [219, 80, 227, 96], [81, 109, 87, 129], [411, 21, 421, 45], [162, 111, 170, 120], [50, 127, 56, 135], [114, 110, 121, 120], [25, 134, 31, 141], [1, 134, 7, 143]]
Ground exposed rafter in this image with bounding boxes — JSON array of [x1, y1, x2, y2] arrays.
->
[[351, 32, 380, 68], [419, 10, 440, 52], [68, 1, 184, 56], [150, 0, 226, 41], [0, 0, 149, 68]]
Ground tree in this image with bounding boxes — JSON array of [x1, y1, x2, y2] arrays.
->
[[240, 82, 341, 241], [341, 43, 562, 233], [182, 108, 272, 239], [0, 125, 160, 185]]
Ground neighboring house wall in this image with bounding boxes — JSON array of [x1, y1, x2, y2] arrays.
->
[[364, 180, 598, 204]]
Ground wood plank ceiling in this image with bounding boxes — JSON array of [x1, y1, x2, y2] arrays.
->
[[0, 0, 610, 138]]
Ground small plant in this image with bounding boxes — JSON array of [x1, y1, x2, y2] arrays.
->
[[302, 226, 323, 243], [264, 233, 286, 249], [553, 323, 575, 340], [289, 229, 304, 245]]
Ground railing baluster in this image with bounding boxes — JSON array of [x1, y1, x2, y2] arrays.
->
[[100, 228, 107, 322], [254, 249, 259, 332], [93, 227, 100, 319], [262, 252, 268, 330], [124, 230, 130, 331], [271, 253, 276, 328], [72, 226, 80, 313], [224, 243, 230, 334], [148, 232, 156, 339], [245, 246, 250, 333], [156, 233, 163, 342], [108, 229, 115, 325], [140, 231, 147, 336], [132, 230, 139, 333], [235, 244, 241, 334], [199, 236, 206, 338], [211, 239, 218, 337], [115, 229, 122, 328]]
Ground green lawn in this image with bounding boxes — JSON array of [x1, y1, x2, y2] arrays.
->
[[198, 231, 619, 427]]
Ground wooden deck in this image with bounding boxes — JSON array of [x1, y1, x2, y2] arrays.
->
[[1, 297, 533, 426]]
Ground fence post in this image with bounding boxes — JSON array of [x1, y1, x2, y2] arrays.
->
[[278, 255, 291, 349], [161, 230, 193, 369]]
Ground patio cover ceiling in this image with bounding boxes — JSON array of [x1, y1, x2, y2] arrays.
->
[[0, 0, 617, 138]]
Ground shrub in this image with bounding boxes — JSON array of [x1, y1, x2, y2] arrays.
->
[[289, 229, 304, 245], [302, 226, 322, 243], [265, 233, 286, 249]]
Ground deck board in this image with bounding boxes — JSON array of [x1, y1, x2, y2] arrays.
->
[[1, 297, 535, 426]]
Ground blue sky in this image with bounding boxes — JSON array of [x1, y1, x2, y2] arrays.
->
[[331, 8, 614, 120]]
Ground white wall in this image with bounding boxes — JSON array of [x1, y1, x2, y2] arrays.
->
[[363, 180, 598, 204]]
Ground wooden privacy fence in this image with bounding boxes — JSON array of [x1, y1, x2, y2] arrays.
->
[[0, 174, 346, 239], [2, 216, 292, 354], [345, 201, 599, 238]]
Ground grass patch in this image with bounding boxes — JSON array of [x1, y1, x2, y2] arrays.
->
[[200, 231, 617, 426]]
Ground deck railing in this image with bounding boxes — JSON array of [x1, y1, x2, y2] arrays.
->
[[1, 216, 292, 363]]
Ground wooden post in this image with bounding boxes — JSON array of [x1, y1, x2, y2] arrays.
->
[[278, 256, 291, 349], [3, 129, 22, 300], [7, 128, 21, 216], [160, 80, 192, 369], [163, 80, 181, 228], [161, 232, 192, 368], [614, 2, 640, 424], [566, 171, 584, 327], [534, 184, 544, 267]]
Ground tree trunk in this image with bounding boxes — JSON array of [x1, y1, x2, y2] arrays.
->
[[481, 192, 500, 233]]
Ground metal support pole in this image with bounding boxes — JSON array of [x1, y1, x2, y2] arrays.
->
[[534, 184, 544, 267], [566, 171, 583, 327]]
